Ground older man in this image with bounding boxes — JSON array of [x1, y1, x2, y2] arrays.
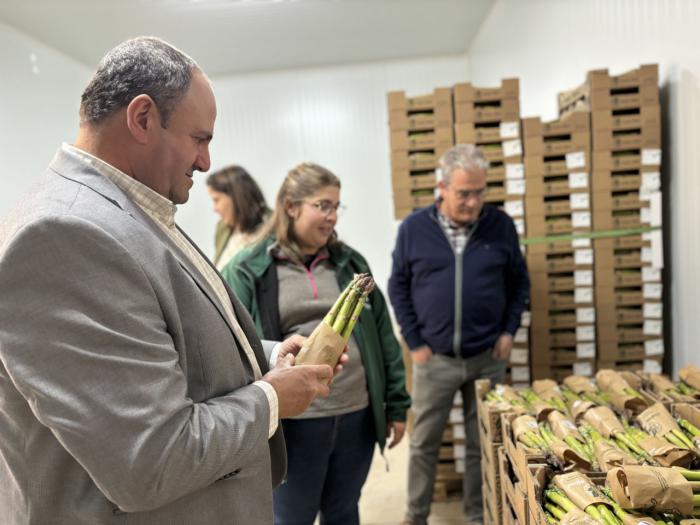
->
[[389, 144, 530, 525], [0, 37, 335, 525]]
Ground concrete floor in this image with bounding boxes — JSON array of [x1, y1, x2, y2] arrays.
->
[[358, 438, 465, 525]]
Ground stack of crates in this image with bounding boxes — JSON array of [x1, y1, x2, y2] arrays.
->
[[433, 392, 466, 502], [558, 64, 664, 374], [453, 78, 531, 387], [523, 112, 596, 380], [387, 88, 454, 219]]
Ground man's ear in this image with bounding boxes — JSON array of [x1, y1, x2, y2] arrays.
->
[[437, 179, 448, 199], [126, 95, 159, 144]]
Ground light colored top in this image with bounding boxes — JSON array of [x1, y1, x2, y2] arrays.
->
[[62, 143, 278, 438], [216, 228, 261, 271]]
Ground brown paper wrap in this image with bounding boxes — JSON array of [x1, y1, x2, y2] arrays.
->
[[563, 375, 598, 394], [637, 403, 682, 439], [593, 439, 639, 472], [295, 322, 345, 383], [680, 520, 700, 525], [512, 414, 539, 442], [560, 507, 600, 525], [495, 384, 523, 403], [548, 410, 582, 440], [637, 435, 695, 468], [596, 369, 630, 393], [553, 471, 607, 511], [549, 438, 591, 471], [570, 399, 596, 422], [583, 406, 625, 438], [607, 466, 694, 514], [680, 365, 700, 391], [533, 379, 560, 395], [533, 400, 557, 421], [621, 371, 643, 390], [609, 391, 649, 415], [649, 373, 677, 392], [619, 515, 657, 525]]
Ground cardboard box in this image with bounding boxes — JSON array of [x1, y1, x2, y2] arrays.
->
[[498, 447, 529, 525], [391, 151, 438, 171], [455, 98, 520, 124], [591, 171, 643, 192], [591, 189, 648, 212], [394, 205, 414, 220], [393, 188, 436, 209], [592, 126, 661, 152], [500, 412, 547, 484], [593, 149, 662, 171], [597, 355, 663, 374], [531, 361, 596, 381], [522, 112, 589, 138], [524, 132, 590, 156], [592, 104, 661, 133], [525, 154, 589, 177], [390, 127, 454, 152], [454, 78, 519, 104], [391, 170, 437, 190], [476, 378, 514, 445], [527, 213, 592, 236], [596, 342, 647, 362], [387, 88, 452, 112], [529, 290, 578, 310], [526, 251, 593, 273], [389, 104, 454, 131], [455, 120, 522, 143], [585, 84, 659, 111], [525, 194, 590, 217]]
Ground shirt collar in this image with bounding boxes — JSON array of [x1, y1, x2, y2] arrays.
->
[[61, 143, 177, 228]]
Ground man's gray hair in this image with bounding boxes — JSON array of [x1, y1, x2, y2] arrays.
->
[[438, 144, 489, 185], [80, 37, 200, 127]]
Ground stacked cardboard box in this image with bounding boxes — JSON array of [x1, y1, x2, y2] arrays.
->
[[523, 112, 596, 380], [558, 64, 664, 374], [453, 79, 530, 387], [433, 392, 466, 502], [388, 88, 455, 219]]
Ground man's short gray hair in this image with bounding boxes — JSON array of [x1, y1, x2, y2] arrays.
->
[[80, 37, 200, 127], [438, 144, 489, 185]]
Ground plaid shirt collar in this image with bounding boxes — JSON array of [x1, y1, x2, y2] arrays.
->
[[62, 143, 177, 228]]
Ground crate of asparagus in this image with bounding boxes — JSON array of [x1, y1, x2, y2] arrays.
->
[[640, 367, 700, 405]]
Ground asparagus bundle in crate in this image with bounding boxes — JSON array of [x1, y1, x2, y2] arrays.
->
[[647, 373, 699, 402], [295, 273, 374, 377], [679, 365, 700, 394]]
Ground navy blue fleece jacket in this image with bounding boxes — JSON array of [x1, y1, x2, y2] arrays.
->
[[388, 203, 530, 358]]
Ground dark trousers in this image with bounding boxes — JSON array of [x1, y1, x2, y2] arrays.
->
[[273, 407, 375, 525]]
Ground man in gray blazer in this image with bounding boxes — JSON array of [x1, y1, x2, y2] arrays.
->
[[0, 37, 336, 524]]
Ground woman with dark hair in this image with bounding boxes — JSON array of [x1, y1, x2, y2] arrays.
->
[[206, 165, 270, 270], [222, 162, 410, 525]]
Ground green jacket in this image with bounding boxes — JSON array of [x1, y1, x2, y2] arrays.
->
[[221, 236, 410, 451], [213, 220, 232, 267]]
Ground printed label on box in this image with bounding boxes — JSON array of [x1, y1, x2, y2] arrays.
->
[[641, 247, 653, 264], [575, 249, 594, 265], [504, 200, 524, 218], [514, 218, 525, 236], [566, 151, 586, 169], [649, 191, 662, 227], [506, 163, 524, 179], [573, 361, 593, 377], [642, 172, 661, 191], [641, 207, 651, 224], [645, 339, 664, 356], [521, 311, 531, 327], [515, 327, 529, 343], [510, 348, 529, 365], [643, 283, 663, 299], [643, 320, 663, 336], [570, 193, 590, 210], [572, 237, 591, 248], [511, 366, 531, 383], [449, 407, 464, 423], [577, 307, 596, 323], [576, 325, 595, 342], [650, 230, 664, 269], [500, 121, 520, 139], [506, 179, 526, 195], [642, 266, 661, 283], [575, 270, 594, 286], [453, 444, 466, 460], [455, 458, 465, 473], [568, 172, 589, 189], [639, 187, 653, 202], [576, 342, 596, 359], [643, 359, 662, 374], [644, 302, 663, 319], [503, 139, 523, 157], [453, 424, 466, 440], [575, 287, 594, 303], [453, 390, 463, 405], [641, 148, 662, 166], [572, 211, 591, 228]]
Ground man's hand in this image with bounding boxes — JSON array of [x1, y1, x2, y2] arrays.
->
[[277, 334, 349, 376], [492, 333, 513, 361], [386, 421, 406, 449], [411, 345, 433, 364], [262, 354, 333, 419]]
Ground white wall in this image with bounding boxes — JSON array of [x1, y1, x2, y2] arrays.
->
[[467, 0, 700, 374], [181, 54, 470, 295], [0, 21, 89, 214]]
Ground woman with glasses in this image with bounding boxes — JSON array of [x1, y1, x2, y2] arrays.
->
[[206, 165, 270, 271], [221, 162, 410, 525]]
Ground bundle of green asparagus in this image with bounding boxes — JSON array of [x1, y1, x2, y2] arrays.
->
[[295, 273, 374, 373]]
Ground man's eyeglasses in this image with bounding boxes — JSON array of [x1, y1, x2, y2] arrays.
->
[[306, 200, 346, 217], [452, 187, 487, 201]]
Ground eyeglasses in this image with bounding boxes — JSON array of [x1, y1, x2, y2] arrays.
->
[[452, 187, 487, 201], [306, 200, 346, 217]]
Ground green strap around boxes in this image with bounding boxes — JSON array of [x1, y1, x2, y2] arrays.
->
[[520, 225, 662, 245]]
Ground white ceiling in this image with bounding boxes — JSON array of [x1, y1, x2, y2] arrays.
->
[[0, 0, 494, 77]]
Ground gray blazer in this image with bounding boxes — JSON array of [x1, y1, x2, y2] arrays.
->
[[0, 149, 286, 524]]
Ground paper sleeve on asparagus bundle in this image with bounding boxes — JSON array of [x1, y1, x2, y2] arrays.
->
[[571, 399, 598, 422], [295, 274, 374, 379], [553, 472, 609, 512], [564, 375, 599, 395], [583, 406, 626, 439], [649, 373, 699, 402], [549, 438, 592, 471], [607, 466, 695, 515], [549, 411, 583, 441], [638, 403, 698, 457], [512, 414, 546, 452], [620, 371, 643, 391], [680, 365, 700, 392], [636, 435, 695, 468], [596, 370, 649, 414], [593, 439, 639, 472]]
